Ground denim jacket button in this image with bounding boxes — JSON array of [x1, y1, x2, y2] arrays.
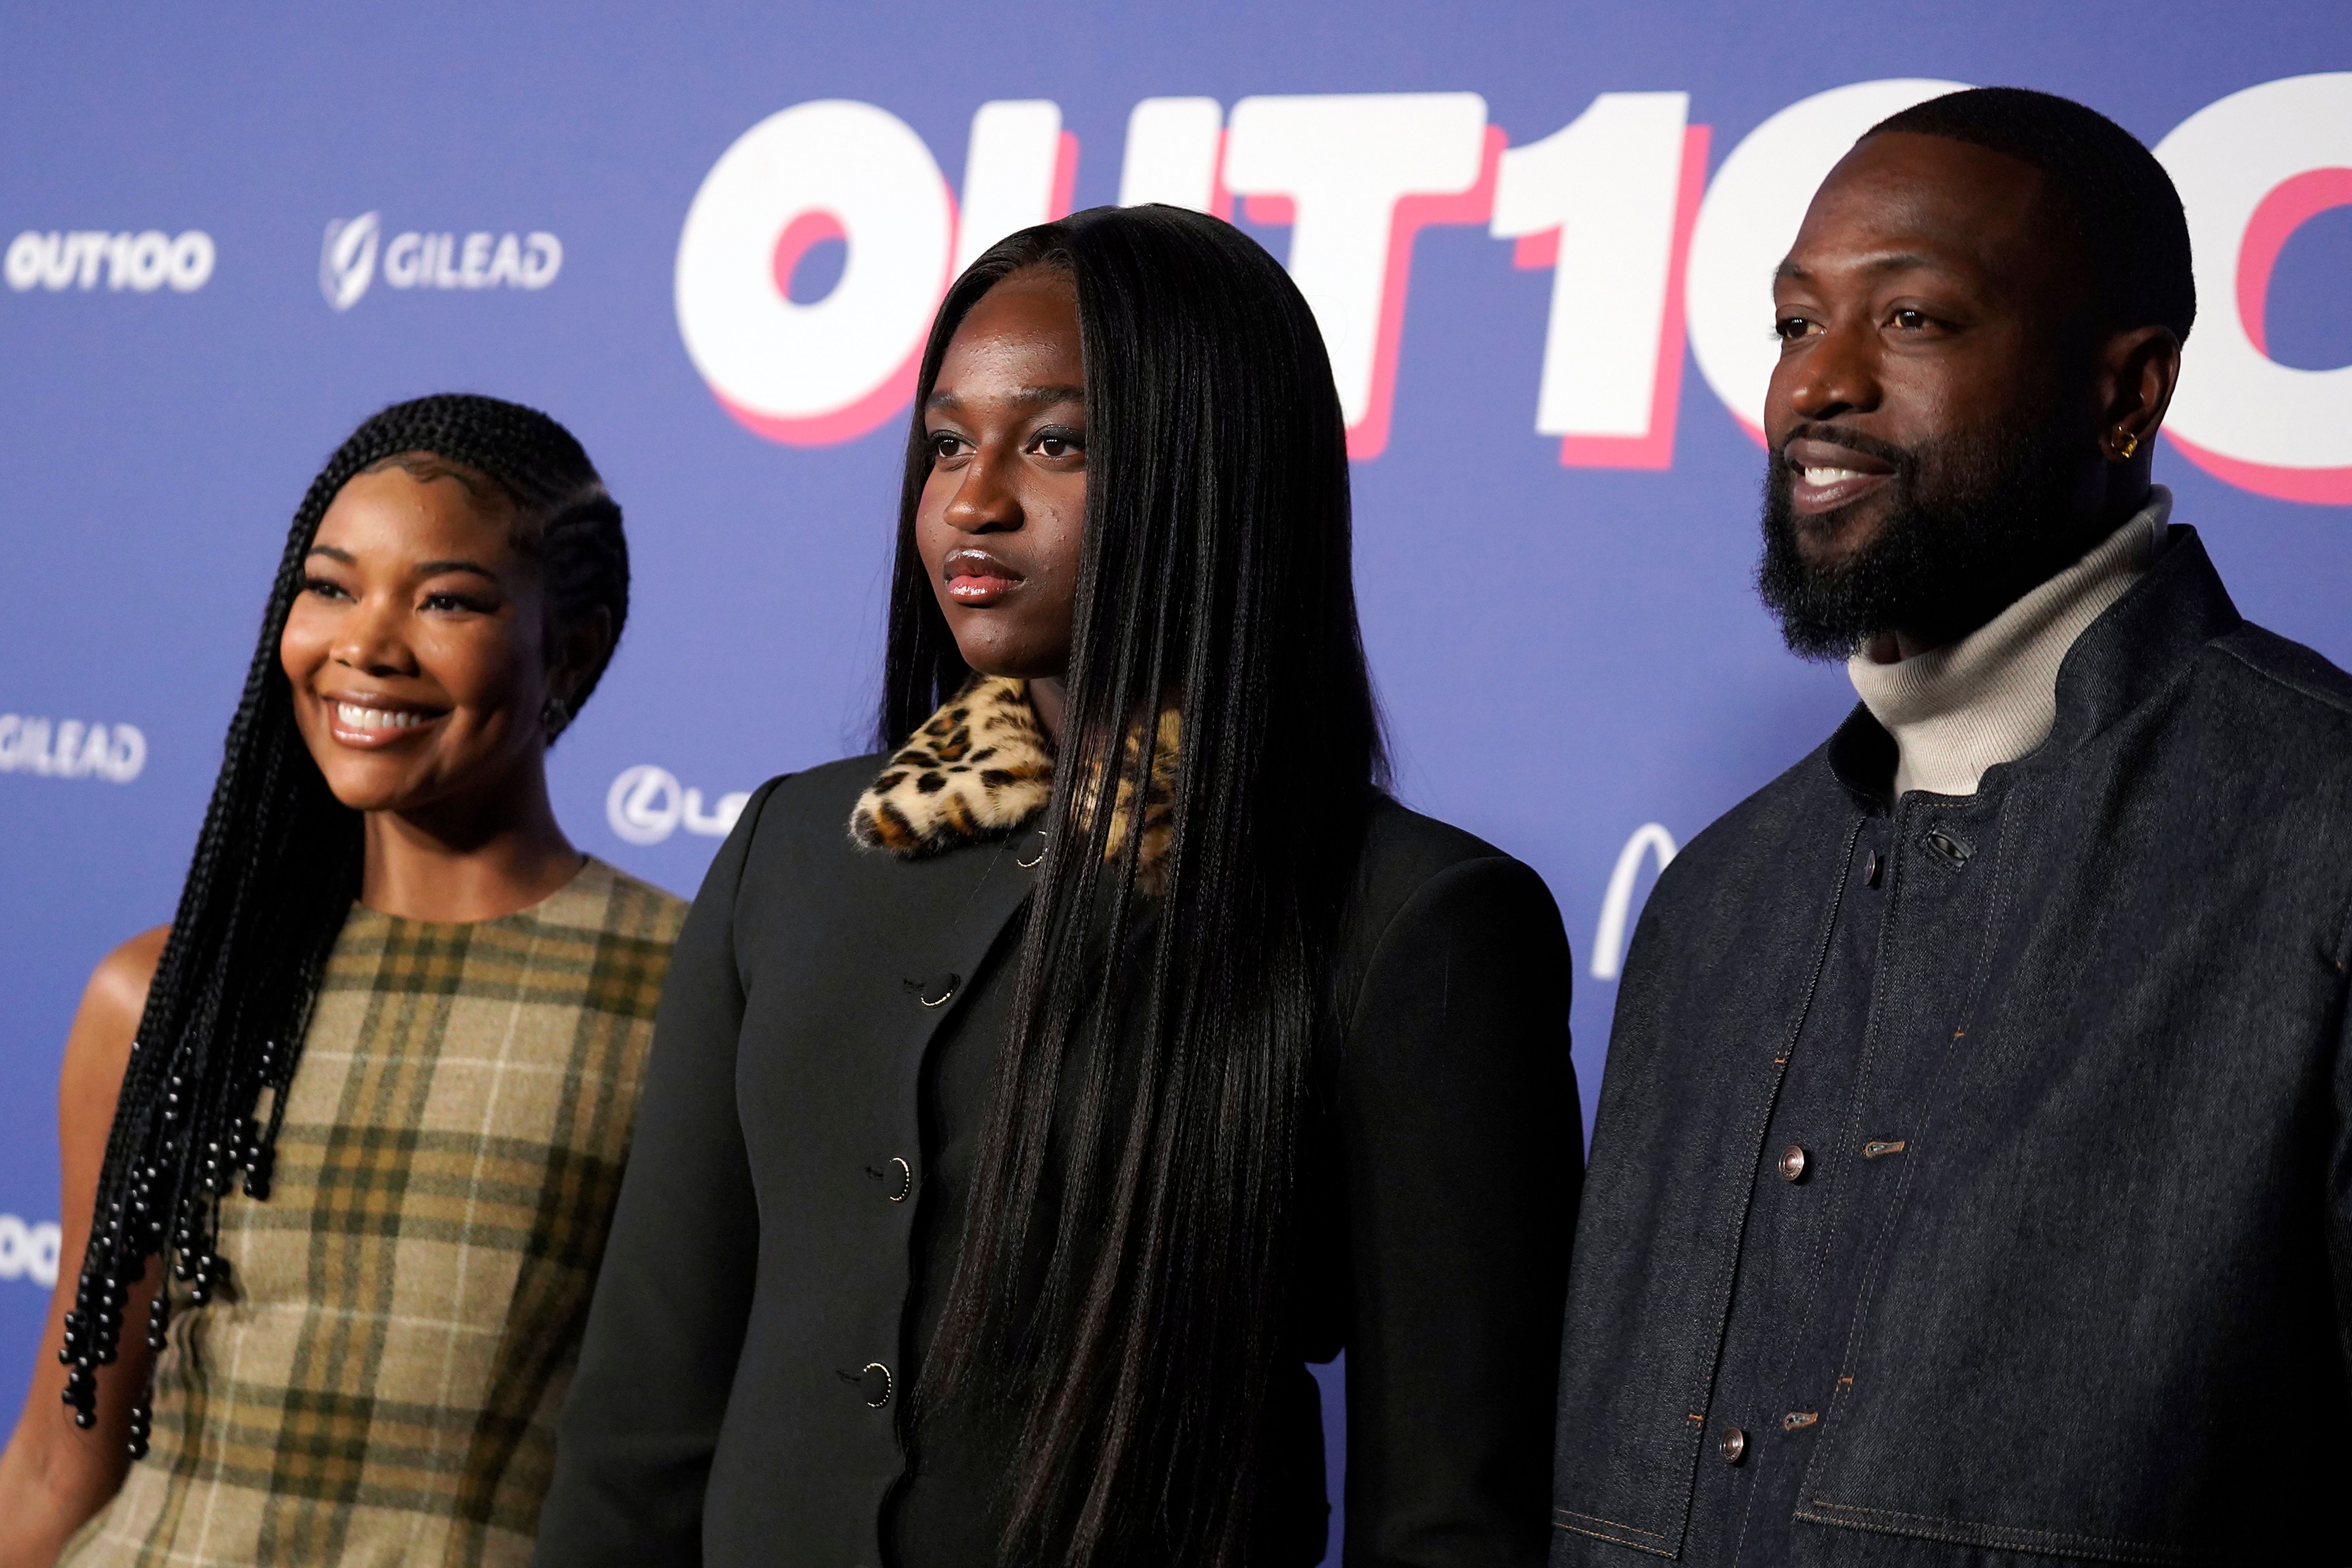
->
[[1778, 1145, 1808, 1182], [1718, 1426, 1746, 1464]]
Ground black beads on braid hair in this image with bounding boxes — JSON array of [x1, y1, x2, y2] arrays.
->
[[62, 393, 628, 1456]]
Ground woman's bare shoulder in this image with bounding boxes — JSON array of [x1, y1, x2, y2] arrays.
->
[[63, 926, 169, 1098]]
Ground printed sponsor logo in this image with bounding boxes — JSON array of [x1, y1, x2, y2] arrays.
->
[[0, 715, 145, 782], [2154, 74, 2352, 503], [1591, 822, 1677, 982], [606, 765, 750, 846], [320, 212, 562, 309], [0, 1214, 62, 1290], [678, 72, 2352, 502], [320, 212, 379, 309], [4, 230, 215, 293]]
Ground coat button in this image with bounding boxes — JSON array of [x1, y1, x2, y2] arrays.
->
[[906, 973, 960, 1008], [865, 1156, 913, 1202], [1778, 1146, 1807, 1182], [843, 1361, 893, 1408], [1719, 1426, 1746, 1464]]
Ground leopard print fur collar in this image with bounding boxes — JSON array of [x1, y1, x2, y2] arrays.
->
[[850, 675, 1053, 857], [849, 674, 1177, 892]]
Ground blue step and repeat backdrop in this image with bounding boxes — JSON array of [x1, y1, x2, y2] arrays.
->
[[5, 2, 2350, 1536]]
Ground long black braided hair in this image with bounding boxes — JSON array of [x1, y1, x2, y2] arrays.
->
[[60, 394, 629, 1459]]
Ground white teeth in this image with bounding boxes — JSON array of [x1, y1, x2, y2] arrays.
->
[[336, 703, 424, 732], [1803, 466, 1867, 486]]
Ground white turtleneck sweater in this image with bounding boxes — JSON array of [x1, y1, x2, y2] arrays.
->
[[1846, 487, 2173, 798]]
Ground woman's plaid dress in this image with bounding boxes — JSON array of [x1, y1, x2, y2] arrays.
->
[[62, 858, 687, 1568]]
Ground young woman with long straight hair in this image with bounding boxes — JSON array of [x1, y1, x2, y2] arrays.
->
[[538, 206, 1581, 1568], [0, 395, 688, 1568]]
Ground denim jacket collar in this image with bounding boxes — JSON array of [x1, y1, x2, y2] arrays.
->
[[1828, 524, 2242, 808]]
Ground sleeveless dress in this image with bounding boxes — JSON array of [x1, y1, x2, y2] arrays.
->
[[61, 858, 687, 1568]]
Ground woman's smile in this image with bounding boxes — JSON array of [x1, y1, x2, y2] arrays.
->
[[280, 465, 556, 813], [319, 689, 452, 748]]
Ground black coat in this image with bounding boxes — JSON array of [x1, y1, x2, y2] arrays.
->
[[535, 752, 1581, 1568], [1552, 530, 2352, 1566]]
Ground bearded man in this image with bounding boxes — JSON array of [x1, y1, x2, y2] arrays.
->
[[1551, 87, 2352, 1566]]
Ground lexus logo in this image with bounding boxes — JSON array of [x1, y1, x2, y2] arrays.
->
[[321, 211, 380, 310], [606, 765, 750, 846]]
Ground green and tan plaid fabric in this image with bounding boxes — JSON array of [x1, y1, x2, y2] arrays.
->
[[62, 858, 686, 1568]]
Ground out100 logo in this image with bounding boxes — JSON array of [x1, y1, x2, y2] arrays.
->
[[673, 73, 2352, 503]]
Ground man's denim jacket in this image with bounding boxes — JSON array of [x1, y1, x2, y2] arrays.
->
[[1555, 530, 2352, 1566]]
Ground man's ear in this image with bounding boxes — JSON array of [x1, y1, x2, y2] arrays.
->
[[2100, 324, 2183, 462]]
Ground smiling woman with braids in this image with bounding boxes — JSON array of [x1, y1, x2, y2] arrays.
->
[[0, 394, 687, 1568], [536, 206, 1581, 1568]]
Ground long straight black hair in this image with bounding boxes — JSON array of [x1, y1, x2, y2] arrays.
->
[[60, 395, 628, 1457], [889, 205, 1385, 1565]]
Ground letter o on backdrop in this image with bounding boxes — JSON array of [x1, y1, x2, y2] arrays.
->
[[675, 100, 955, 446], [5, 232, 48, 290], [167, 231, 215, 292], [2156, 73, 2352, 505], [126, 230, 173, 291], [1683, 78, 1969, 442]]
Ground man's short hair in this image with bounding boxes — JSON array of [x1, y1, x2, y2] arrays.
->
[[1866, 87, 2195, 343]]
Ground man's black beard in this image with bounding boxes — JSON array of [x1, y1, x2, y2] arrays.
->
[[1757, 406, 2096, 661]]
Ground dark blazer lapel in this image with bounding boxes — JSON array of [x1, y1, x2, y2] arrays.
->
[[869, 822, 1049, 1045]]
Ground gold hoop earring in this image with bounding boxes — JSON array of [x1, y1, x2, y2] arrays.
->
[[2113, 430, 2140, 460]]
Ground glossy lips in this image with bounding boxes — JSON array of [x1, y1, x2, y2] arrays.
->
[[942, 547, 1024, 606], [1784, 434, 1897, 516], [321, 693, 448, 748]]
